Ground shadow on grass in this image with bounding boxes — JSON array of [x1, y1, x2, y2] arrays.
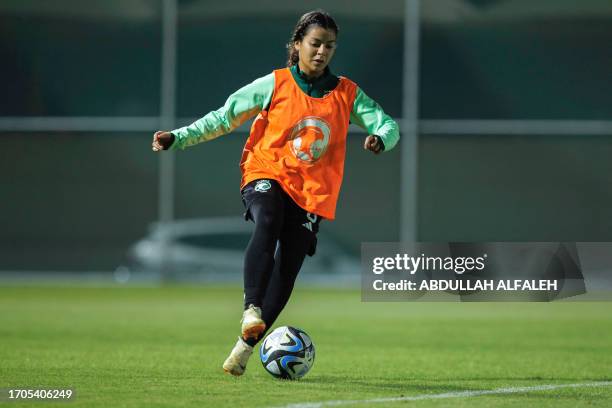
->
[[298, 375, 469, 393]]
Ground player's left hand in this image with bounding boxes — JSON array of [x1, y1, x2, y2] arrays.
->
[[364, 135, 382, 155]]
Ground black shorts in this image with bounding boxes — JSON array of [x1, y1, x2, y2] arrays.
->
[[241, 179, 321, 256]]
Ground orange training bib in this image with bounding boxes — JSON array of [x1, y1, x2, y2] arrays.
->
[[239, 68, 357, 220]]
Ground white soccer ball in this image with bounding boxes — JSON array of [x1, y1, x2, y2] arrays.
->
[[259, 326, 315, 380]]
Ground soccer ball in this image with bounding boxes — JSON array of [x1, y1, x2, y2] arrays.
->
[[259, 326, 315, 380]]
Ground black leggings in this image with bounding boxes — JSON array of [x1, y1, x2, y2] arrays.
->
[[241, 179, 320, 346]]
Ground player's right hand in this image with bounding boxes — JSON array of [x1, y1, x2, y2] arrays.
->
[[152, 131, 174, 152]]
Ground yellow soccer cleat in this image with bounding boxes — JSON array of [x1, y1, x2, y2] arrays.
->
[[241, 304, 266, 340]]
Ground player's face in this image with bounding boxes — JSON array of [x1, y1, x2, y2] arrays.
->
[[295, 26, 337, 78]]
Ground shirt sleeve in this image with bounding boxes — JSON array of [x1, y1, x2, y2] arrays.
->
[[170, 73, 275, 150], [350, 87, 400, 151]]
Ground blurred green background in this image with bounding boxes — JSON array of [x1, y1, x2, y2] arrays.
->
[[1, 0, 611, 272]]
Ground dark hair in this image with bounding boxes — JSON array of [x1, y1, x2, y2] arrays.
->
[[286, 9, 339, 67]]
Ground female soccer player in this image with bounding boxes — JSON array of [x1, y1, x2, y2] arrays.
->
[[152, 10, 399, 376]]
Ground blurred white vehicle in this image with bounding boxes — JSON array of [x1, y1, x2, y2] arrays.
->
[[123, 217, 359, 285]]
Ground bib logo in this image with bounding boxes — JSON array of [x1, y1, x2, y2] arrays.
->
[[254, 180, 272, 193], [288, 116, 331, 163]]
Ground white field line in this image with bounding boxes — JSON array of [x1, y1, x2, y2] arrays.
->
[[272, 381, 612, 408]]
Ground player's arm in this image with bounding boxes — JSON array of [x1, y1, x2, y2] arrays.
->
[[350, 87, 400, 155], [152, 73, 275, 152]]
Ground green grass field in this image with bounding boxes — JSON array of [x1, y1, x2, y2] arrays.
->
[[1, 285, 611, 407]]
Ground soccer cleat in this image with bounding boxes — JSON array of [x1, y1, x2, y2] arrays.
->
[[241, 304, 266, 340], [222, 337, 254, 376]]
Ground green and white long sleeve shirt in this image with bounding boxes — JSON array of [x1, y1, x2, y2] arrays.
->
[[171, 65, 400, 151]]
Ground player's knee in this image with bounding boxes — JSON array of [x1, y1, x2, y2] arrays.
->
[[254, 206, 283, 234]]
